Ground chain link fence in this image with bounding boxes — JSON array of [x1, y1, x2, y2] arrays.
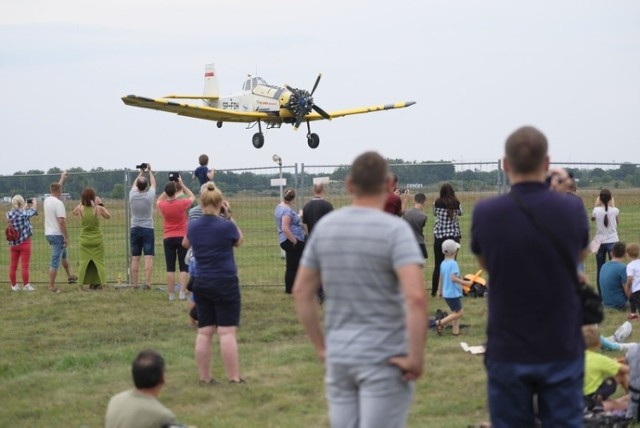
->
[[1, 161, 640, 288]]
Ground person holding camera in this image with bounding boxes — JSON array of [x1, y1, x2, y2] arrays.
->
[[471, 126, 589, 426], [130, 163, 156, 290], [6, 195, 38, 291], [73, 188, 111, 290], [157, 174, 195, 301]]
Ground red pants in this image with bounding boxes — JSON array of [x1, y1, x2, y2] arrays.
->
[[9, 239, 32, 285]]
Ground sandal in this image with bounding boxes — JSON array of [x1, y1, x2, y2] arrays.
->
[[435, 320, 444, 336], [68, 275, 78, 284], [143, 284, 151, 290], [48, 287, 61, 293]]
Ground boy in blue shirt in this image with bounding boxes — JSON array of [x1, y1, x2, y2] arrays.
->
[[436, 239, 472, 336], [192, 154, 215, 186]]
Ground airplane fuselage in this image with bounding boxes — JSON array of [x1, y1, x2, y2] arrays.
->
[[205, 76, 296, 121]]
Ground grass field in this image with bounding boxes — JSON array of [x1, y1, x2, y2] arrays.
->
[[1, 188, 640, 426]]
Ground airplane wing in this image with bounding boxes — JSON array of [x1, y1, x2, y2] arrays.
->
[[121, 95, 275, 123], [303, 101, 416, 121]]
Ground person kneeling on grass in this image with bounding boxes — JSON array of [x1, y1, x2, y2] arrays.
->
[[436, 239, 472, 336], [583, 324, 630, 412]]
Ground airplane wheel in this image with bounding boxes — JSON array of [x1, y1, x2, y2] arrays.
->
[[252, 133, 265, 149], [216, 121, 223, 129], [307, 133, 320, 149]]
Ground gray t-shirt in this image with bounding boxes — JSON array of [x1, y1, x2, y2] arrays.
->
[[130, 186, 155, 229], [301, 206, 424, 365], [402, 207, 427, 245], [105, 389, 176, 428]]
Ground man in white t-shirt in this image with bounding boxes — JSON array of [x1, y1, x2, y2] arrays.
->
[[44, 171, 76, 292]]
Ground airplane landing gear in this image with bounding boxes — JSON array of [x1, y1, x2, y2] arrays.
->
[[216, 121, 223, 128], [307, 133, 320, 149], [305, 120, 320, 149], [252, 133, 265, 149], [252, 120, 265, 149]]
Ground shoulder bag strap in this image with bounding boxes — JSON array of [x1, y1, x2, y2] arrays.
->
[[509, 191, 581, 293]]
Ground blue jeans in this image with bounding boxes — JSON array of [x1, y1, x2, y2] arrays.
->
[[596, 242, 615, 295], [485, 357, 584, 427]]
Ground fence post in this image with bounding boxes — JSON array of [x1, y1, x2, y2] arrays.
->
[[124, 169, 130, 285], [300, 163, 306, 205]]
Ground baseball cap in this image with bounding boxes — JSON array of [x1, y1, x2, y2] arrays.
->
[[442, 239, 461, 256]]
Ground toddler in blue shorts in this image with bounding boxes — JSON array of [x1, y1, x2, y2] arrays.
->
[[436, 239, 472, 336]]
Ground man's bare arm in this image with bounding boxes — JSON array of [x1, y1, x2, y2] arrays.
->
[[58, 171, 68, 188], [293, 266, 325, 362], [389, 263, 427, 381], [58, 217, 69, 247]]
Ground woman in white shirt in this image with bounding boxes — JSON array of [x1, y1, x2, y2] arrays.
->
[[592, 188, 620, 295]]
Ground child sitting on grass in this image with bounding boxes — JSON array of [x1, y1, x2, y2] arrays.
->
[[626, 243, 640, 320], [435, 239, 472, 336], [583, 324, 629, 412]]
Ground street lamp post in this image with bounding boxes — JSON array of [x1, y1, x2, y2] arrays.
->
[[272, 154, 285, 260], [273, 154, 283, 199]]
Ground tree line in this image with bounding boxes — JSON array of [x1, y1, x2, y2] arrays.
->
[[2, 162, 638, 200]]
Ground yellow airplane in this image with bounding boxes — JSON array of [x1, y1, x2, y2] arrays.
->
[[121, 64, 416, 149]]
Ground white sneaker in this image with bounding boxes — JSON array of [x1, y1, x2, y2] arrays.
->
[[168, 293, 176, 301], [179, 291, 187, 300], [11, 284, 20, 292], [23, 284, 35, 291]]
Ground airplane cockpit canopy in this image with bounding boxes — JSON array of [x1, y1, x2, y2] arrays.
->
[[243, 76, 268, 91]]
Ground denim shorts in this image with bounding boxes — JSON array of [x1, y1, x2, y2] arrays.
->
[[444, 297, 463, 312], [46, 235, 67, 269], [130, 227, 155, 257]]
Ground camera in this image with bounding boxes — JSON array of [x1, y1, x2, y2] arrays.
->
[[136, 163, 148, 170], [26, 198, 33, 204], [168, 172, 180, 182]]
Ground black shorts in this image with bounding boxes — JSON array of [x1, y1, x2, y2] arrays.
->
[[194, 276, 241, 327], [584, 377, 617, 410], [163, 237, 188, 272]]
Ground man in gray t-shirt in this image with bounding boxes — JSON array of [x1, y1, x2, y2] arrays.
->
[[294, 151, 427, 428], [403, 192, 428, 259], [129, 164, 156, 289]]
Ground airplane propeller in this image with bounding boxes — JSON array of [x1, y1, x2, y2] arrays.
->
[[285, 73, 331, 129]]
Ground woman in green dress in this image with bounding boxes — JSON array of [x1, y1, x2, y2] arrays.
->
[[72, 188, 111, 290]]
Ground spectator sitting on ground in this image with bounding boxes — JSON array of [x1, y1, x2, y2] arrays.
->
[[105, 349, 179, 428], [582, 324, 629, 412], [600, 242, 629, 310]]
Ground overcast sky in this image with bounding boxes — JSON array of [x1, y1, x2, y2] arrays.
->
[[1, 1, 639, 175]]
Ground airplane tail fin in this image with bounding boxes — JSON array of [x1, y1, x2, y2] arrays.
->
[[203, 63, 220, 98]]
